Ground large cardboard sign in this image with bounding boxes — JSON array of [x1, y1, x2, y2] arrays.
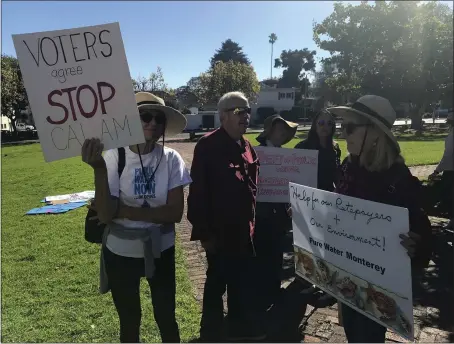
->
[[290, 183, 414, 340], [255, 146, 318, 203], [13, 22, 145, 162]]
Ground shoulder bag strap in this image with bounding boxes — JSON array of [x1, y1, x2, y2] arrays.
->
[[117, 147, 126, 177]]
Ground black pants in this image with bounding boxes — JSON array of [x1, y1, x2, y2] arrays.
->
[[103, 246, 180, 343], [254, 218, 285, 311], [341, 303, 386, 343], [200, 252, 258, 341]]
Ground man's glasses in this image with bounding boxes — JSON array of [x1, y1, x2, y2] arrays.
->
[[225, 107, 251, 116], [140, 111, 166, 124], [341, 122, 371, 136], [318, 119, 334, 127]]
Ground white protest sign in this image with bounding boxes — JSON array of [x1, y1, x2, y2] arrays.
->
[[13, 22, 145, 162], [255, 147, 318, 203], [289, 183, 414, 340]]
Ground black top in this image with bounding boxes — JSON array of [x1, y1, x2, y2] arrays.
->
[[188, 127, 259, 254], [294, 139, 341, 192]]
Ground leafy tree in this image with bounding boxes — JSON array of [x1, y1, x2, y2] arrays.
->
[[132, 66, 169, 93], [274, 49, 317, 89], [310, 59, 343, 104], [175, 85, 199, 107], [1, 54, 29, 132], [313, 1, 453, 129], [198, 61, 260, 104], [210, 39, 251, 67]]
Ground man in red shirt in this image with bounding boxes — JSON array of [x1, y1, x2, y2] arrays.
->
[[187, 91, 263, 342]]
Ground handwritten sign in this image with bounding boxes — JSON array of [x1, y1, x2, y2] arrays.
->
[[290, 183, 414, 340], [255, 147, 318, 203], [12, 23, 145, 162]]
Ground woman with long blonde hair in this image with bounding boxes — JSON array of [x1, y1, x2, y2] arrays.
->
[[327, 95, 432, 342]]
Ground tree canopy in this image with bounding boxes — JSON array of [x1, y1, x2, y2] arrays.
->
[[210, 39, 251, 67], [198, 61, 260, 105], [313, 0, 453, 116], [1, 54, 29, 132]]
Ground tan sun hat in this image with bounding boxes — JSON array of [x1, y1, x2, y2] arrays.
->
[[257, 114, 298, 145], [327, 95, 400, 153], [135, 92, 187, 137]]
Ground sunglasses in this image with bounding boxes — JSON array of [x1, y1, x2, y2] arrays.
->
[[341, 122, 371, 136], [318, 119, 334, 127], [140, 111, 166, 124], [226, 107, 251, 116]]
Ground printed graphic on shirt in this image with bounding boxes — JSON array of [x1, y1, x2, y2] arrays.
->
[[134, 167, 156, 200]]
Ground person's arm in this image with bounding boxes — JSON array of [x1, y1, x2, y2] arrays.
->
[[118, 186, 184, 224], [187, 140, 212, 241], [82, 139, 118, 224]]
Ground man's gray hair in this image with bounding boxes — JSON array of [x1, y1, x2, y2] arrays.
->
[[217, 91, 249, 112]]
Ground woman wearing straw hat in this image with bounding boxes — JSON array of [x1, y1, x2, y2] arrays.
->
[[254, 115, 298, 313], [81, 92, 191, 343], [327, 95, 432, 343]]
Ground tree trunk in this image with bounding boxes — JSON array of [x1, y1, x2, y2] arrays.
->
[[410, 102, 426, 132]]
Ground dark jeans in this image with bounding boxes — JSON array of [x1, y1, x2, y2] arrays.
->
[[341, 303, 386, 343], [200, 251, 258, 341], [254, 218, 285, 311], [103, 245, 180, 343]]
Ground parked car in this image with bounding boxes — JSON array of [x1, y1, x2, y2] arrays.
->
[[16, 123, 36, 131]]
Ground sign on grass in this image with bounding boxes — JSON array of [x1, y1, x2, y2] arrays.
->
[[289, 183, 414, 340], [255, 146, 318, 203], [13, 22, 145, 162]]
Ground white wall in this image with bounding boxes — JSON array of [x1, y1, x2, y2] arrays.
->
[[256, 88, 296, 111], [1, 116, 12, 131]]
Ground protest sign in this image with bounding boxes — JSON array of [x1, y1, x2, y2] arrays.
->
[[13, 22, 145, 162], [255, 146, 318, 203], [289, 183, 414, 340]]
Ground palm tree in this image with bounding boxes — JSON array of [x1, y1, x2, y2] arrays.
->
[[268, 33, 278, 78]]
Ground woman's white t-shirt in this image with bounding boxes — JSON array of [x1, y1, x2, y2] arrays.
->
[[103, 144, 192, 258]]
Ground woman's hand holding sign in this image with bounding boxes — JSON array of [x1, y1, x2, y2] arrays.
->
[[399, 232, 421, 258], [82, 138, 105, 169]]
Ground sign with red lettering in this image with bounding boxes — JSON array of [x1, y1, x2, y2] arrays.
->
[[12, 22, 145, 162], [255, 146, 318, 203]]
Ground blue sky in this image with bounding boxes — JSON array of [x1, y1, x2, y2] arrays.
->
[[2, 1, 452, 89]]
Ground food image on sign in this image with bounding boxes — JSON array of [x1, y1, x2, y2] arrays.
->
[[294, 246, 412, 338], [290, 183, 414, 340]]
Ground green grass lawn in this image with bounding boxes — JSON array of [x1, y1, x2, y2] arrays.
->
[[1, 144, 200, 342], [244, 131, 446, 166]]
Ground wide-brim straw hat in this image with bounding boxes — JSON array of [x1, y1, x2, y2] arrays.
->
[[257, 114, 298, 145], [135, 92, 187, 137], [327, 95, 400, 153]]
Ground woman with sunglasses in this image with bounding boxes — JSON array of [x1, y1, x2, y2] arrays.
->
[[327, 96, 432, 342], [81, 92, 191, 343], [293, 111, 342, 307], [294, 110, 341, 192]]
